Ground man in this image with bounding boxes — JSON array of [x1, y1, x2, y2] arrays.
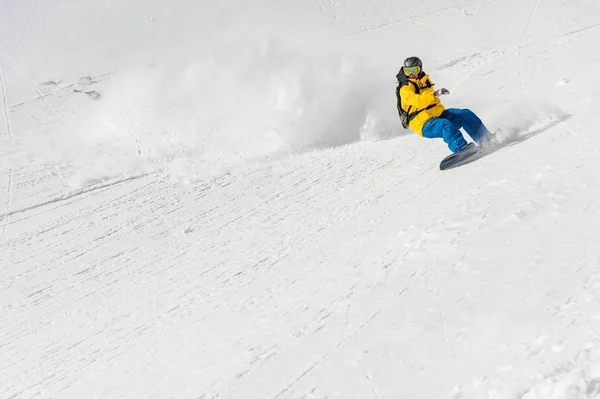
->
[[396, 56, 493, 153]]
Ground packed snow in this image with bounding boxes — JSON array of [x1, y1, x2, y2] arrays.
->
[[1, 0, 600, 398]]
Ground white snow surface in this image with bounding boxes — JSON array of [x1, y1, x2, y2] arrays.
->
[[1, 0, 600, 398]]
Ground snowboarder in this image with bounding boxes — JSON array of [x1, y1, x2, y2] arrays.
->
[[396, 56, 493, 153]]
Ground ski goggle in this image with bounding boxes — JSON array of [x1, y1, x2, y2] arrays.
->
[[403, 66, 421, 76]]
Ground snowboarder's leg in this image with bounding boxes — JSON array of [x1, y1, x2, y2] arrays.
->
[[443, 108, 492, 146], [422, 117, 468, 153]]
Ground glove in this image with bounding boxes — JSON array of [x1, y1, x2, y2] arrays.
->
[[434, 88, 450, 97]]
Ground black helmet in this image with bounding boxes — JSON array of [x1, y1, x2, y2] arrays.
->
[[404, 56, 423, 69]]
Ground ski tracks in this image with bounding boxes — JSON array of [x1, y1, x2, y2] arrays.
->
[[0, 174, 148, 223], [272, 286, 410, 399], [0, 18, 57, 239], [0, 32, 59, 121], [0, 65, 14, 240], [0, 168, 13, 240], [0, 66, 12, 140], [518, 0, 541, 86], [560, 119, 600, 157]]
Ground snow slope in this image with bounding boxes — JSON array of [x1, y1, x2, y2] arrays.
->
[[2, 0, 600, 398]]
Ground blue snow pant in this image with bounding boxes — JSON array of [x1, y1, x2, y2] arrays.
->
[[421, 108, 491, 153]]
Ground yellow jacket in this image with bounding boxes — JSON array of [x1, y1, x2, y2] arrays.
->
[[399, 73, 445, 136]]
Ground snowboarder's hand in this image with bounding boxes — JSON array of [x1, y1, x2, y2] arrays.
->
[[434, 88, 450, 97]]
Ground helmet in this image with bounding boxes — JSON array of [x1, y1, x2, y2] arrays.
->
[[404, 56, 423, 69], [402, 56, 423, 77]]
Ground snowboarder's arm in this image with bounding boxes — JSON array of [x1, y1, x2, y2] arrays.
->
[[400, 85, 437, 109]]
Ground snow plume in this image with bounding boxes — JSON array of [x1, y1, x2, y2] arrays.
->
[[486, 99, 568, 143], [55, 36, 393, 184]]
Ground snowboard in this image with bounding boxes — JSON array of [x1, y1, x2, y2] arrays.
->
[[439, 144, 481, 170]]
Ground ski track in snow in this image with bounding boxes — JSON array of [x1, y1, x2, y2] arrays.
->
[[0, 66, 12, 140], [1, 168, 13, 240], [518, 0, 541, 86], [0, 58, 14, 242], [0, 35, 58, 120], [273, 286, 410, 399], [0, 173, 148, 221]]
